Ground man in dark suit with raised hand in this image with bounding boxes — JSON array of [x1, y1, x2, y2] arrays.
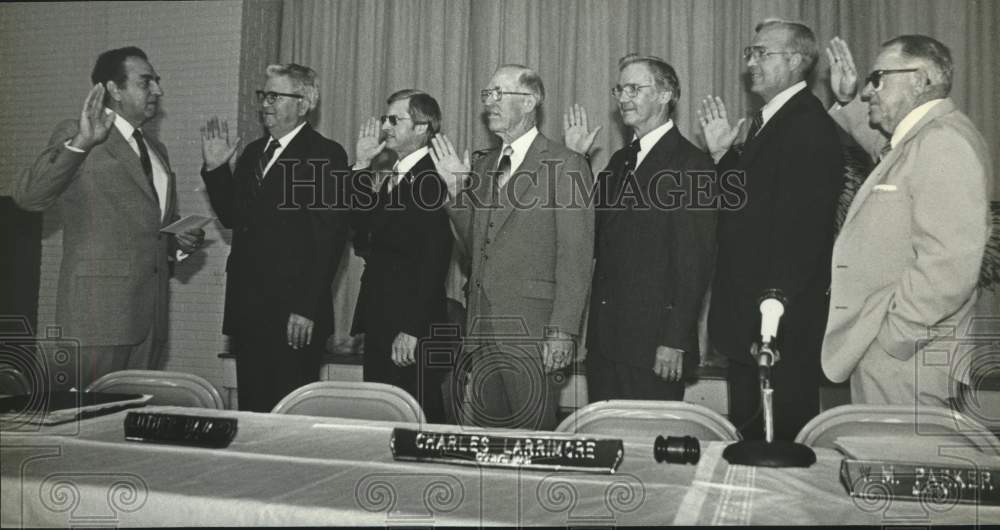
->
[[699, 20, 844, 441], [15, 46, 204, 390], [350, 89, 453, 422], [564, 54, 716, 402], [201, 63, 350, 412]]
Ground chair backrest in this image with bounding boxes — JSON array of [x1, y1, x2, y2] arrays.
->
[[795, 404, 1000, 455], [556, 400, 741, 441], [85, 370, 225, 409], [0, 365, 30, 396], [271, 381, 426, 423]]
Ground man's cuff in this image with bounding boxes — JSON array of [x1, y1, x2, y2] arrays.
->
[[63, 140, 86, 153]]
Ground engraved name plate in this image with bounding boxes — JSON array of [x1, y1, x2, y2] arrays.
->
[[391, 428, 624, 474]]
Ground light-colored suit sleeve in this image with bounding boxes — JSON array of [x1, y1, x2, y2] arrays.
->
[[549, 152, 595, 335], [830, 98, 887, 162], [13, 120, 87, 211], [874, 125, 990, 360]]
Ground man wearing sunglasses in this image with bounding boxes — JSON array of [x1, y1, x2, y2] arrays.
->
[[349, 89, 453, 422], [200, 63, 351, 412], [699, 19, 844, 441], [430, 65, 594, 430], [562, 54, 716, 404], [822, 36, 991, 406]]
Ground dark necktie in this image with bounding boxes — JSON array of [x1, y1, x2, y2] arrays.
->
[[877, 143, 892, 164], [256, 139, 281, 185], [745, 109, 764, 141], [622, 138, 641, 175], [494, 146, 513, 206], [132, 129, 158, 202]]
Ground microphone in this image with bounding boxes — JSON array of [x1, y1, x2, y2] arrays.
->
[[756, 289, 786, 369]]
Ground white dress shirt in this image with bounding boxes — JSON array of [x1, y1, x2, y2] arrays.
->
[[497, 126, 539, 189], [890, 99, 944, 149], [632, 119, 674, 169], [759, 80, 807, 133], [262, 121, 308, 176]]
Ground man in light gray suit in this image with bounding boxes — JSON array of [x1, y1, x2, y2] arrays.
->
[[15, 47, 204, 390], [431, 65, 594, 430], [823, 36, 991, 405]]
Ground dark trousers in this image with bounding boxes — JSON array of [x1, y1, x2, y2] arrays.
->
[[725, 354, 820, 441], [363, 329, 449, 423], [586, 353, 684, 402], [233, 326, 320, 413]]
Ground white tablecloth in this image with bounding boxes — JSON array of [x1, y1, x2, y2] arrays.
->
[[2, 406, 995, 526]]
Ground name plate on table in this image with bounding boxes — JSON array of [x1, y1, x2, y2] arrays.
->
[[391, 428, 624, 473], [124, 411, 238, 448], [840, 459, 999, 506]]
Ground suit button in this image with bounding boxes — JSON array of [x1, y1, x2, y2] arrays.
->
[[485, 238, 490, 244], [475, 280, 482, 287], [600, 300, 607, 305], [489, 222, 495, 228]]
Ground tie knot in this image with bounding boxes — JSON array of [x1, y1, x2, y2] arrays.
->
[[628, 138, 641, 153], [132, 129, 144, 142], [879, 143, 892, 160], [501, 145, 513, 158]]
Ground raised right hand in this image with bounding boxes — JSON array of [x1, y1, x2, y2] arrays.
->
[[354, 117, 386, 168], [826, 36, 859, 104], [429, 134, 471, 197], [69, 84, 116, 151], [563, 104, 602, 155], [697, 95, 744, 163], [201, 116, 241, 171]]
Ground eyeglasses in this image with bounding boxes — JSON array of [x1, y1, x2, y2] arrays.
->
[[379, 115, 428, 126], [255, 90, 304, 105], [480, 87, 532, 103], [863, 68, 920, 91], [611, 84, 653, 99], [742, 46, 795, 61]]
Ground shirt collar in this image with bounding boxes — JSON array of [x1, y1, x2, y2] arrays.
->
[[632, 119, 674, 153], [890, 99, 944, 148], [394, 146, 430, 175], [760, 80, 807, 126], [113, 112, 138, 140], [270, 121, 308, 149], [503, 126, 539, 158]]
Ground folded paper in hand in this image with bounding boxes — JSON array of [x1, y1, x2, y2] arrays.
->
[[160, 215, 214, 234]]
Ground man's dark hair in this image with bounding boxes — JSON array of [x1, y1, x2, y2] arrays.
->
[[882, 34, 953, 96], [618, 53, 681, 116], [91, 46, 148, 104], [387, 88, 442, 138]]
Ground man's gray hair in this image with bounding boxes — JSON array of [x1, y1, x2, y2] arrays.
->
[[497, 64, 545, 105], [882, 34, 953, 96], [265, 63, 319, 111], [755, 18, 819, 79]]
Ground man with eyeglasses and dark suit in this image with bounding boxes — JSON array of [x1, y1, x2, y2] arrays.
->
[[430, 65, 594, 430], [698, 19, 844, 441], [200, 63, 350, 412], [349, 89, 453, 422], [562, 54, 717, 404]]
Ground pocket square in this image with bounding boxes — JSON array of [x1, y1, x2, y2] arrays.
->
[[872, 184, 897, 192]]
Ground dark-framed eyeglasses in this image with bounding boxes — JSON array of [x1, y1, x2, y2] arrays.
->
[[255, 90, 304, 105], [742, 46, 795, 61], [379, 115, 428, 126], [479, 87, 532, 103], [864, 68, 920, 91], [611, 84, 653, 99]]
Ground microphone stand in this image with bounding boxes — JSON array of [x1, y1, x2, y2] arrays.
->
[[723, 322, 816, 467]]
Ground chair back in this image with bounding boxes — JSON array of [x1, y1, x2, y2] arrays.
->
[[795, 404, 1000, 455], [271, 381, 426, 423], [86, 370, 224, 409], [556, 400, 740, 441]]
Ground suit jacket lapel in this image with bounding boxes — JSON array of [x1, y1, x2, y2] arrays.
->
[[492, 133, 549, 234], [104, 127, 158, 204], [738, 89, 811, 168], [842, 98, 957, 227], [606, 127, 681, 226], [147, 139, 176, 225]]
